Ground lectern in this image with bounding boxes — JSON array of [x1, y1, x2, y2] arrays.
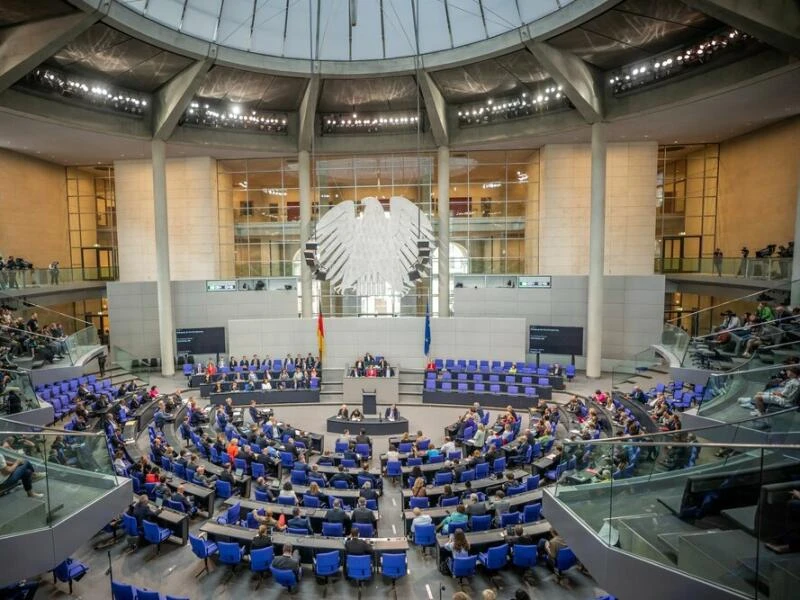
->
[[362, 390, 376, 416]]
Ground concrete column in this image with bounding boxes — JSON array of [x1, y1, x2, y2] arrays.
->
[[586, 123, 607, 378], [437, 146, 450, 317], [151, 140, 175, 376], [299, 150, 313, 317], [792, 160, 800, 305]]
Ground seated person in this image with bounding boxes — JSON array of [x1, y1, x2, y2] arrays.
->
[[250, 524, 273, 552], [271, 544, 302, 582], [171, 484, 198, 516], [350, 360, 365, 378], [336, 404, 349, 420], [324, 499, 349, 528], [410, 506, 433, 534], [329, 465, 352, 488], [437, 504, 468, 534], [0, 455, 43, 498], [344, 528, 373, 555], [741, 366, 800, 416], [365, 364, 378, 377], [506, 523, 537, 546], [352, 496, 377, 528], [384, 404, 400, 421], [278, 482, 298, 504], [350, 408, 363, 422], [287, 507, 313, 533], [359, 481, 378, 503]]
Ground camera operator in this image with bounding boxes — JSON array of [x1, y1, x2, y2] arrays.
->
[[737, 246, 749, 277], [4, 257, 19, 289]]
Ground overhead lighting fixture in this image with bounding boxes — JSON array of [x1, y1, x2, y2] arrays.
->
[[457, 80, 571, 128], [181, 99, 288, 134], [320, 110, 421, 135]]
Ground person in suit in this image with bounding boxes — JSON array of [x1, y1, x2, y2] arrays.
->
[[250, 355, 260, 369], [384, 404, 400, 421], [465, 493, 487, 516], [171, 484, 197, 516], [336, 404, 349, 419], [355, 429, 371, 446], [344, 528, 373, 555], [130, 494, 160, 529], [287, 507, 312, 533], [324, 499, 349, 528], [250, 524, 272, 551], [351, 497, 377, 527], [359, 481, 378, 502], [271, 544, 302, 583], [329, 465, 352, 488], [550, 363, 563, 377], [218, 463, 236, 486], [239, 355, 248, 367]]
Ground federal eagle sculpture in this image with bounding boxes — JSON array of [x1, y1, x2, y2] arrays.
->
[[314, 196, 434, 297]]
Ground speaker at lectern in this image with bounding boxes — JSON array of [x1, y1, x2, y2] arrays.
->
[[362, 390, 376, 416]]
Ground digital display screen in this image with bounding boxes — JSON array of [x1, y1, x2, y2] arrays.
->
[[176, 327, 226, 354], [206, 280, 237, 292], [518, 276, 552, 289], [529, 325, 584, 355]]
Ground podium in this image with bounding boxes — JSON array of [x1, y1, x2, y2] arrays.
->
[[362, 390, 376, 416]]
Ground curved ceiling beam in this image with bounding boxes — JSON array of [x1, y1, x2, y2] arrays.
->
[[152, 52, 216, 141], [417, 70, 449, 147], [298, 76, 321, 153], [0, 9, 104, 94], [682, 0, 800, 57], [525, 41, 605, 124]]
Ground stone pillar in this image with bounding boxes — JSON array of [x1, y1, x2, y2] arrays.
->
[[586, 123, 607, 378], [437, 146, 450, 317], [299, 150, 313, 317], [151, 139, 175, 376]]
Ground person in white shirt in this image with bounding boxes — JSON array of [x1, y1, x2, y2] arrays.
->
[[440, 437, 456, 457], [410, 506, 432, 533]]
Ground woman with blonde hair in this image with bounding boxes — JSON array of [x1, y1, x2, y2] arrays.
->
[[411, 476, 427, 497]]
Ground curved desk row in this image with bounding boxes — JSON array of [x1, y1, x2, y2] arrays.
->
[[326, 416, 408, 435], [422, 389, 545, 409], [208, 389, 320, 406]]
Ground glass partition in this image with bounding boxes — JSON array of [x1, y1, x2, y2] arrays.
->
[[0, 368, 41, 416], [0, 266, 117, 289], [661, 323, 691, 364], [0, 417, 118, 534], [655, 256, 792, 281], [553, 426, 800, 598], [64, 325, 100, 364], [112, 346, 150, 386]]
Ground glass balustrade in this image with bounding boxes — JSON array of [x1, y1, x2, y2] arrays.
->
[[64, 325, 100, 364], [0, 266, 118, 290], [112, 346, 150, 385], [655, 256, 792, 280], [0, 368, 42, 416], [552, 421, 800, 598], [0, 417, 118, 535]]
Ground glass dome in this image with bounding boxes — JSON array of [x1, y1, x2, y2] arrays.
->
[[116, 0, 575, 62]]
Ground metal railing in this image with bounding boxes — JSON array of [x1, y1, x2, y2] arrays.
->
[[655, 256, 792, 280]]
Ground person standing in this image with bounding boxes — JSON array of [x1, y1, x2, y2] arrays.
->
[[713, 248, 723, 276], [48, 261, 60, 285], [98, 353, 106, 377]]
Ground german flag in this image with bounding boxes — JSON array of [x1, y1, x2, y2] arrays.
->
[[317, 312, 325, 358]]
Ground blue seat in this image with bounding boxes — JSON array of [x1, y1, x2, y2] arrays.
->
[[434, 471, 453, 486], [280, 452, 295, 469], [469, 514, 492, 531], [381, 552, 407, 590], [142, 519, 171, 555], [545, 462, 567, 483], [218, 541, 245, 581], [500, 511, 521, 527], [134, 589, 160, 600], [414, 523, 437, 555], [165, 499, 185, 513], [406, 457, 422, 466], [254, 489, 270, 502], [492, 457, 506, 473], [278, 495, 298, 505], [341, 458, 357, 468], [314, 550, 342, 592], [523, 503, 542, 523], [409, 496, 429, 509], [218, 502, 241, 526], [291, 469, 308, 485], [249, 546, 274, 588], [550, 547, 578, 583], [111, 581, 135, 600], [322, 521, 344, 536], [440, 495, 459, 507], [397, 442, 413, 453], [271, 566, 300, 592], [250, 462, 265, 479], [448, 555, 477, 583], [506, 483, 526, 496], [288, 526, 311, 535], [478, 542, 509, 574], [303, 494, 321, 508], [52, 558, 89, 594], [332, 479, 350, 490], [215, 479, 233, 499], [346, 554, 373, 592], [512, 543, 538, 570], [475, 463, 489, 479], [234, 457, 248, 474], [459, 469, 475, 483], [355, 443, 371, 458], [565, 364, 575, 380], [354, 522, 374, 537]]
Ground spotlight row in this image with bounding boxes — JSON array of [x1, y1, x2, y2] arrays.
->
[[609, 28, 752, 94], [181, 101, 288, 133], [320, 112, 422, 135], [457, 83, 571, 127], [22, 68, 149, 115]]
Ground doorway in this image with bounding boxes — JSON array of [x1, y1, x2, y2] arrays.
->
[[81, 247, 117, 280], [661, 236, 702, 272]]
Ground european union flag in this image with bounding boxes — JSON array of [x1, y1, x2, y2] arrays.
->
[[424, 302, 431, 356]]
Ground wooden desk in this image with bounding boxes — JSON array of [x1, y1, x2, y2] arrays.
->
[[164, 476, 216, 517], [139, 502, 189, 546]]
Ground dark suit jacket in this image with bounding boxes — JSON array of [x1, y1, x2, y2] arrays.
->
[[288, 516, 312, 532], [272, 554, 300, 572], [324, 508, 348, 523], [351, 507, 376, 525], [384, 407, 400, 419], [345, 538, 373, 555]]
